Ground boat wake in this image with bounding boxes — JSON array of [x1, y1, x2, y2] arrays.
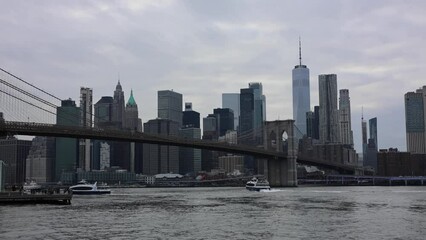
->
[[259, 189, 282, 193]]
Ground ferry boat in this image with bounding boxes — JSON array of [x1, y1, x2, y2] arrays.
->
[[245, 177, 271, 191], [69, 180, 111, 195]]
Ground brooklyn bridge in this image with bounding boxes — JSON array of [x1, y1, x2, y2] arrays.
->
[[0, 67, 360, 187]]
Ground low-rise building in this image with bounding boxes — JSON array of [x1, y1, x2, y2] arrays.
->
[[377, 148, 426, 176]]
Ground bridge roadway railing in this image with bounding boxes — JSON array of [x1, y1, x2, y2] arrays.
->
[[0, 121, 287, 159]]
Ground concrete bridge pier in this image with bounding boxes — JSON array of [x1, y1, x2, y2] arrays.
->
[[263, 120, 297, 187]]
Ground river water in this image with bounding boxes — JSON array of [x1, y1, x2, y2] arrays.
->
[[1, 186, 426, 239]]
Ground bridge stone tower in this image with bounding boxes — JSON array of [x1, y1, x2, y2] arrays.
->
[[263, 120, 297, 187]]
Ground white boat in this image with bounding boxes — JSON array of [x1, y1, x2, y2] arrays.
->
[[23, 180, 42, 191], [245, 177, 271, 191], [69, 180, 111, 195]]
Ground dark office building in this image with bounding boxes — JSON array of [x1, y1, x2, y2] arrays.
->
[[94, 96, 114, 128], [239, 88, 254, 142], [143, 119, 179, 175], [0, 138, 32, 186], [56, 99, 80, 181], [182, 102, 200, 128], [213, 108, 234, 137]]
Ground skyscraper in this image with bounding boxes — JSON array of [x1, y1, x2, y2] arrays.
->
[[222, 93, 240, 131], [361, 113, 368, 165], [239, 87, 254, 143], [369, 117, 378, 149], [292, 39, 310, 135], [143, 119, 179, 175], [213, 108, 234, 137], [112, 81, 125, 128], [124, 90, 142, 173], [180, 103, 201, 175], [405, 86, 426, 153], [183, 102, 200, 128], [56, 99, 80, 181], [339, 89, 353, 147], [0, 138, 32, 185], [25, 137, 55, 183], [249, 82, 266, 144], [79, 87, 93, 171], [318, 74, 340, 144], [365, 117, 378, 171], [93, 96, 114, 170], [94, 96, 114, 128], [158, 90, 183, 126], [179, 127, 201, 175], [124, 90, 142, 132]]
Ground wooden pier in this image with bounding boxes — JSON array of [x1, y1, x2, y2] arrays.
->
[[0, 192, 72, 205]]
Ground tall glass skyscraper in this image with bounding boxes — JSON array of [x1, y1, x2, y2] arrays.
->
[[222, 93, 240, 131], [339, 89, 353, 147], [318, 74, 339, 144], [405, 86, 426, 153], [292, 39, 310, 135], [158, 90, 183, 126], [56, 99, 80, 181]]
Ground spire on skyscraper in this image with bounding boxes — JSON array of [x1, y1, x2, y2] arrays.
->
[[127, 89, 136, 106], [299, 36, 302, 66]]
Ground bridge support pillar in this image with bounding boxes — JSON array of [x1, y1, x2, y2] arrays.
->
[[263, 120, 297, 187]]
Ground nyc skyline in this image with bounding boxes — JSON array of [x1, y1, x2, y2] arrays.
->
[[1, 1, 425, 153]]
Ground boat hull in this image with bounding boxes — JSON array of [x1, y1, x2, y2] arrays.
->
[[246, 186, 270, 191], [71, 190, 111, 195]]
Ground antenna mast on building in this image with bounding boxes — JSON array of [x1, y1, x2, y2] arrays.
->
[[299, 36, 302, 66]]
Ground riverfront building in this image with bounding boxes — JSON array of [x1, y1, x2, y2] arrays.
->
[[377, 148, 426, 176], [0, 137, 32, 186], [318, 74, 340, 144], [0, 161, 5, 191], [292, 39, 310, 136], [25, 137, 55, 183], [222, 93, 240, 131], [405, 86, 426, 153]]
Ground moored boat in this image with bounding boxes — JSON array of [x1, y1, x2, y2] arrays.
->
[[245, 177, 270, 191], [69, 180, 111, 195], [23, 180, 42, 192]]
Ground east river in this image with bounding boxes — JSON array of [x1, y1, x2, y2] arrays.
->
[[1, 186, 426, 239]]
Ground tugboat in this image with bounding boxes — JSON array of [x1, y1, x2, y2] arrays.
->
[[245, 177, 271, 191], [69, 180, 111, 195]]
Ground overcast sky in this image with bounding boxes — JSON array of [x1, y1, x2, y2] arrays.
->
[[1, 0, 425, 153]]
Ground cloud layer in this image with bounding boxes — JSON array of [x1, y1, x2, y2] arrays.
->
[[1, 0, 425, 153]]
